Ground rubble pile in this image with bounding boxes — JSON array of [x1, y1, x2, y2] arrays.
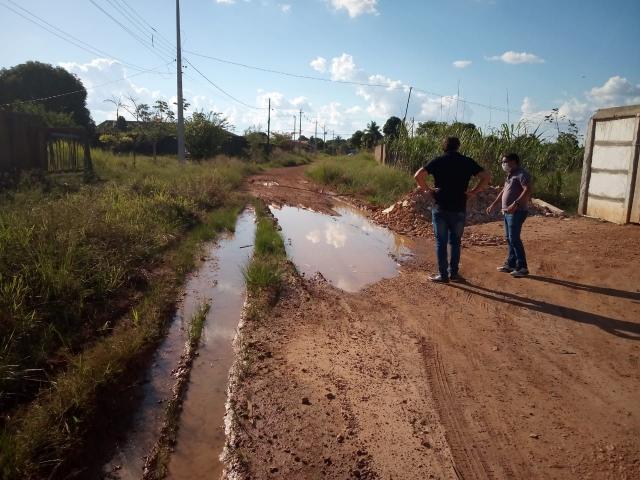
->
[[367, 187, 564, 245]]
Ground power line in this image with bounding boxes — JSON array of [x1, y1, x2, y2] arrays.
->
[[116, 0, 176, 51], [184, 49, 522, 116], [0, 62, 175, 108], [89, 0, 171, 64], [104, 0, 175, 58], [183, 58, 264, 111], [0, 0, 158, 73]]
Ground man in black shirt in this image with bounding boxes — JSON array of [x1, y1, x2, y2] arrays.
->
[[414, 137, 490, 283]]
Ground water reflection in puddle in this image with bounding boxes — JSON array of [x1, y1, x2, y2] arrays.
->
[[102, 210, 256, 480], [271, 203, 413, 292]]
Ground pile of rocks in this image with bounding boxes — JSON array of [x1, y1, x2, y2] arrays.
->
[[368, 187, 564, 243]]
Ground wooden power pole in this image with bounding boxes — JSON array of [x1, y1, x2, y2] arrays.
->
[[266, 97, 271, 155], [176, 0, 186, 163]]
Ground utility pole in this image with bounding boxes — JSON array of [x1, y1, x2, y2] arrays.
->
[[402, 86, 413, 124], [176, 0, 186, 163], [292, 115, 296, 141], [266, 97, 271, 156], [323, 124, 327, 150], [298, 109, 303, 152], [506, 88, 511, 126], [314, 119, 318, 152], [455, 80, 460, 122]]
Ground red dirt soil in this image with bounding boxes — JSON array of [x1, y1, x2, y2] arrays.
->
[[227, 166, 640, 479]]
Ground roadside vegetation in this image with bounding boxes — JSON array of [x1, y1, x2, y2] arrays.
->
[[306, 152, 414, 206], [384, 120, 584, 210], [243, 201, 287, 301], [0, 152, 252, 479]]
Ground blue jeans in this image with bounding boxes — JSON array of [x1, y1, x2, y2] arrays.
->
[[504, 210, 528, 269], [432, 207, 466, 278]]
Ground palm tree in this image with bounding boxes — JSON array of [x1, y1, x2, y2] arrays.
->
[[363, 121, 383, 148]]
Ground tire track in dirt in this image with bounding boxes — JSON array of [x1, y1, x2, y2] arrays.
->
[[419, 338, 494, 480]]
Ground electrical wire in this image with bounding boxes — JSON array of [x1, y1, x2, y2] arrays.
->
[[1, 0, 157, 73], [184, 49, 523, 116], [0, 61, 175, 107], [183, 58, 265, 111], [104, 0, 175, 59], [89, 0, 171, 64]]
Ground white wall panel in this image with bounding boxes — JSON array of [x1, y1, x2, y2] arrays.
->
[[595, 118, 637, 142], [589, 171, 629, 199], [591, 145, 633, 170]]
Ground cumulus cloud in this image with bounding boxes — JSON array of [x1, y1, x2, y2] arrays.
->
[[329, 0, 378, 18], [330, 53, 357, 81], [587, 75, 640, 105], [215, 0, 236, 4], [452, 60, 472, 69], [487, 51, 544, 64], [521, 75, 640, 135], [310, 56, 327, 73], [59, 58, 169, 122], [278, 3, 291, 13]]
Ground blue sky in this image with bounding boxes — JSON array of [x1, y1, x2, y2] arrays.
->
[[1, 0, 639, 139]]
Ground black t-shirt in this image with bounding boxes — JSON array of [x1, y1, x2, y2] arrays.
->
[[424, 152, 484, 212]]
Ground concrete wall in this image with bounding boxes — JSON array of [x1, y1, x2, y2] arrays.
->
[[580, 105, 640, 224]]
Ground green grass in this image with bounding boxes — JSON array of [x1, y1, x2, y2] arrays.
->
[[0, 151, 252, 479], [187, 303, 210, 347], [306, 152, 414, 206], [264, 149, 312, 168], [243, 202, 286, 297], [386, 122, 584, 211]]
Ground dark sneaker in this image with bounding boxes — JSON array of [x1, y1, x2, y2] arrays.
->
[[429, 274, 449, 283], [511, 268, 530, 278], [449, 273, 465, 283], [497, 265, 515, 273]]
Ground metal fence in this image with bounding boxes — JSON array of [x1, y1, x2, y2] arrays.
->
[[0, 112, 92, 173]]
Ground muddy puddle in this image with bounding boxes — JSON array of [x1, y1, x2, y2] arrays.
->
[[271, 202, 414, 292], [103, 210, 256, 479]]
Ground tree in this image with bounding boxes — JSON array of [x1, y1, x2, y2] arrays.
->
[[416, 121, 446, 137], [363, 121, 383, 148], [350, 130, 364, 149], [0, 61, 94, 132], [115, 115, 128, 131], [185, 111, 231, 159], [383, 116, 403, 140]]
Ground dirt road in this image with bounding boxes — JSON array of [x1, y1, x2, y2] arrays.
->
[[228, 166, 640, 479]]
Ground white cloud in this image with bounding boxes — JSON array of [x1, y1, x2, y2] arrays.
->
[[278, 3, 291, 13], [310, 56, 327, 73], [329, 0, 378, 18], [453, 60, 472, 69], [487, 51, 544, 64], [59, 58, 170, 123], [587, 75, 640, 105], [215, 0, 236, 4], [330, 53, 357, 81]]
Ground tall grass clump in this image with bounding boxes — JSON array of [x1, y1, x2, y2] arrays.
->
[[386, 121, 584, 210], [243, 203, 286, 298], [306, 152, 414, 206], [0, 153, 251, 411], [0, 152, 253, 478]]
